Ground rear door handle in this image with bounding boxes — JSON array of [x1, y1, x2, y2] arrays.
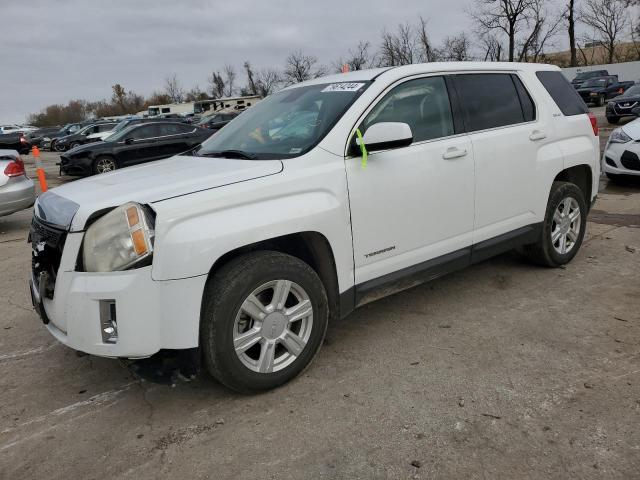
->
[[529, 130, 547, 141], [442, 147, 468, 160]]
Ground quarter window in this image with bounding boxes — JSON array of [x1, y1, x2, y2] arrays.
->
[[454, 73, 527, 132], [536, 71, 588, 116], [361, 76, 455, 143]]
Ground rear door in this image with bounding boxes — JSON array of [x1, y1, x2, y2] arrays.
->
[[453, 72, 545, 243], [156, 123, 193, 157]]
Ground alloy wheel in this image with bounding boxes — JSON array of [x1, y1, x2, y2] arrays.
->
[[233, 280, 313, 373], [95, 158, 116, 173], [551, 197, 581, 255]]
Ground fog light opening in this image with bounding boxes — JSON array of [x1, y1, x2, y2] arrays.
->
[[99, 300, 118, 344]]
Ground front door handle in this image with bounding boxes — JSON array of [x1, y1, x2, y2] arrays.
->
[[442, 147, 468, 160], [529, 130, 547, 141]]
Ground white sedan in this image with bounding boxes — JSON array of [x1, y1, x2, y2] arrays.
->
[[603, 119, 640, 180]]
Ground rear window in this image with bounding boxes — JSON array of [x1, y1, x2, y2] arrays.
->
[[454, 73, 526, 132], [536, 71, 588, 116]]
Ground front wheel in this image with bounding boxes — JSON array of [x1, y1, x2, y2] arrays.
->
[[92, 156, 117, 174], [521, 181, 587, 267], [596, 95, 605, 107], [200, 251, 328, 393]]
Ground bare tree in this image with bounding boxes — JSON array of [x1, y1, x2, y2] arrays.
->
[[334, 41, 374, 72], [480, 33, 504, 60], [469, 0, 537, 62], [164, 74, 185, 103], [438, 34, 472, 61], [224, 65, 236, 97], [243, 62, 281, 97], [283, 50, 320, 84], [379, 23, 419, 66], [581, 0, 629, 64], [517, 0, 563, 62], [208, 71, 225, 98], [565, 0, 578, 66], [417, 17, 438, 62]]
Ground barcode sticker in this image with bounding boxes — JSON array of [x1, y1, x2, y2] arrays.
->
[[321, 83, 365, 93]]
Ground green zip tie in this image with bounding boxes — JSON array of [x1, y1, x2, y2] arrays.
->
[[355, 128, 367, 168]]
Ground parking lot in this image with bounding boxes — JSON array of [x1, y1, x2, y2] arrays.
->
[[1, 107, 639, 479]]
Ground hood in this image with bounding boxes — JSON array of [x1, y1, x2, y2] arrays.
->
[[610, 94, 640, 103], [621, 118, 640, 140], [42, 154, 283, 231]]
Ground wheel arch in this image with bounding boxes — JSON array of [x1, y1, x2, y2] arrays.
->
[[553, 164, 593, 210], [206, 231, 341, 321]]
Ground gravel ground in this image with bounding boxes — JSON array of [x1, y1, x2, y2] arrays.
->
[[0, 108, 639, 479]]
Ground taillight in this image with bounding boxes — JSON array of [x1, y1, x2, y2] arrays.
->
[[4, 158, 25, 177], [19, 136, 27, 144], [588, 112, 598, 136]]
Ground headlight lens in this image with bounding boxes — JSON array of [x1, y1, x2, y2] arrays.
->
[[590, 92, 598, 97], [609, 128, 632, 144], [83, 202, 155, 272]]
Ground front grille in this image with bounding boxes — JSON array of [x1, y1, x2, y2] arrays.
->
[[620, 150, 640, 171], [30, 217, 67, 299]]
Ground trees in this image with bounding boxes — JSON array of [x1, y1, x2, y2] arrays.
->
[[283, 50, 324, 84], [566, 0, 578, 66], [164, 74, 185, 103], [208, 66, 237, 98], [242, 62, 281, 97], [438, 34, 472, 61], [333, 41, 374, 72], [581, 0, 629, 64]]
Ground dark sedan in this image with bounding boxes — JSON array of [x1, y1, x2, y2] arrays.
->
[[53, 121, 117, 151], [197, 111, 239, 132], [606, 84, 640, 124], [0, 132, 31, 155], [59, 121, 213, 176], [26, 127, 61, 147]]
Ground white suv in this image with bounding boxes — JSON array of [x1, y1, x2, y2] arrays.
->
[[29, 63, 599, 392]]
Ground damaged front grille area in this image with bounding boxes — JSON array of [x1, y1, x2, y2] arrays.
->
[[29, 217, 67, 299]]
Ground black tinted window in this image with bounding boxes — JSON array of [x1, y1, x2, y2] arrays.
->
[[130, 125, 159, 140], [512, 75, 536, 122], [362, 76, 454, 143], [455, 74, 525, 131], [536, 71, 588, 116], [158, 124, 184, 136]]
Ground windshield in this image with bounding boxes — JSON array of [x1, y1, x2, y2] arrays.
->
[[197, 82, 370, 159], [622, 85, 640, 97], [582, 78, 607, 87]]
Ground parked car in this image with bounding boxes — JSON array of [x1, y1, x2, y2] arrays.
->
[[571, 70, 609, 89], [0, 125, 23, 135], [59, 121, 213, 175], [605, 84, 640, 124], [0, 132, 31, 155], [53, 122, 118, 151], [45, 123, 86, 151], [88, 116, 187, 143], [602, 118, 640, 180], [197, 111, 239, 131], [0, 150, 35, 217], [26, 127, 62, 147], [576, 76, 634, 106], [29, 63, 599, 393]]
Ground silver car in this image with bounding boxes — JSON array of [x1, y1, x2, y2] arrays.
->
[[0, 149, 35, 216]]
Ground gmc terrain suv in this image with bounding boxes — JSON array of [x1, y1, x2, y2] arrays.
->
[[29, 63, 599, 392]]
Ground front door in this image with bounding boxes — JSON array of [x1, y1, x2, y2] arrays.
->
[[118, 124, 160, 166], [345, 75, 475, 287]]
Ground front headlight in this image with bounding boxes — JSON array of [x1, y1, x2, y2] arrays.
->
[[590, 92, 598, 97], [609, 128, 632, 144], [82, 202, 155, 272]]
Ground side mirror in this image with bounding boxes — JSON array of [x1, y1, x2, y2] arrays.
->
[[124, 138, 134, 145], [356, 122, 413, 153]]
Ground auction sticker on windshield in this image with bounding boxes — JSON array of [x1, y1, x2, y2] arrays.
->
[[321, 83, 366, 93]]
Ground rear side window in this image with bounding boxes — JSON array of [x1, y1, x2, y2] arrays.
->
[[512, 75, 536, 122], [454, 74, 525, 132], [536, 71, 588, 116]]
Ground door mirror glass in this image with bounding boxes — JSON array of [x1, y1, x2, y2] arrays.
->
[[124, 137, 134, 145], [359, 122, 413, 152]]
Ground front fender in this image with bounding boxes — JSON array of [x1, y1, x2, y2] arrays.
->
[[149, 158, 354, 293]]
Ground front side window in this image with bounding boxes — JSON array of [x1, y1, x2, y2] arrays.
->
[[455, 73, 526, 132], [198, 82, 370, 159], [360, 76, 454, 143]]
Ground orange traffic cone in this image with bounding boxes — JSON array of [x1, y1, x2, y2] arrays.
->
[[32, 145, 48, 192]]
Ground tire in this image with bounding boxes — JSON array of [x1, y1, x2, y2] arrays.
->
[[607, 116, 620, 124], [54, 142, 66, 152], [92, 156, 117, 174], [49, 140, 57, 152], [69, 141, 80, 149], [200, 251, 329, 393], [521, 181, 587, 267], [597, 95, 605, 107]]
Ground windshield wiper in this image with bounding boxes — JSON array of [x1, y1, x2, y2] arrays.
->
[[199, 149, 258, 160]]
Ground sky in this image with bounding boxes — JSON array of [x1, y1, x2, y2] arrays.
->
[[0, 0, 608, 124]]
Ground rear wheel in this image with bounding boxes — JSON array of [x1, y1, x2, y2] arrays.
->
[[521, 181, 587, 267], [200, 251, 328, 393], [54, 142, 66, 152], [69, 141, 80, 149], [606, 116, 620, 124], [92, 156, 117, 174]]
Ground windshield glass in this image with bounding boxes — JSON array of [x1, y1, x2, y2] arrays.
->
[[622, 85, 640, 97], [582, 78, 607, 87], [197, 81, 370, 159]]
